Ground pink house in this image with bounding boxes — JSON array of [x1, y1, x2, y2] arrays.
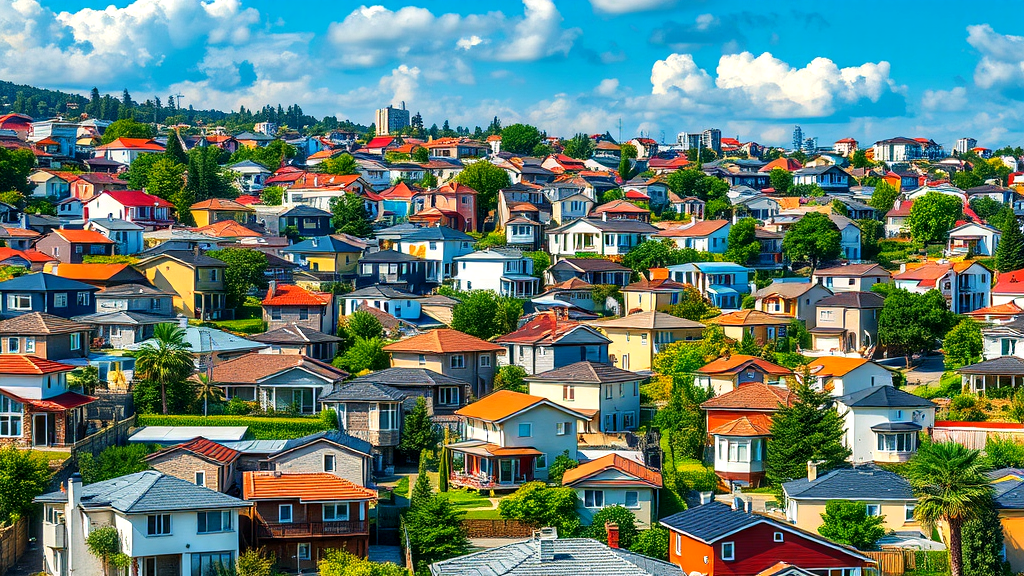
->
[[411, 182, 478, 232]]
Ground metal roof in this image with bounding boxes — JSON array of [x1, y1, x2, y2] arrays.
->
[[35, 471, 248, 513]]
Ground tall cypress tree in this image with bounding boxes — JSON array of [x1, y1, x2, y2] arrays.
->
[[996, 212, 1024, 273], [765, 376, 851, 487], [164, 129, 188, 165]]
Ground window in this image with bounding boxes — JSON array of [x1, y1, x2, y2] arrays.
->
[[622, 412, 636, 429], [324, 454, 336, 472], [7, 294, 30, 310], [1005, 338, 1020, 356], [877, 432, 916, 453], [323, 503, 349, 521], [147, 514, 171, 536], [450, 354, 465, 369], [418, 354, 426, 365], [197, 511, 232, 533], [563, 385, 575, 401], [479, 355, 491, 368], [605, 385, 612, 399], [584, 490, 604, 508], [866, 504, 881, 517], [535, 453, 547, 469], [209, 269, 217, 282], [819, 309, 834, 321], [195, 471, 206, 486], [278, 504, 293, 523], [6, 338, 17, 353], [191, 553, 233, 576], [556, 421, 570, 435], [298, 307, 309, 320], [378, 403, 399, 430], [438, 386, 460, 406], [625, 491, 639, 509], [675, 534, 682, 555], [70, 333, 81, 351], [271, 307, 281, 320], [54, 293, 67, 308], [77, 292, 90, 306], [641, 333, 647, 346], [774, 532, 784, 543], [24, 337, 34, 354], [297, 543, 310, 561], [0, 396, 22, 437], [721, 542, 735, 561], [905, 504, 916, 522], [518, 423, 532, 437]]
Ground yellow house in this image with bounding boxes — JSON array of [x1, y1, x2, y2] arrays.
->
[[135, 250, 231, 320], [281, 235, 364, 275], [782, 465, 921, 536], [587, 311, 704, 372], [189, 198, 256, 228], [705, 309, 792, 345], [992, 470, 1024, 572], [621, 277, 688, 313]]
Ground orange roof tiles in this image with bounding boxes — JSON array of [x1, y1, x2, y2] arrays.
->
[[147, 437, 240, 464], [95, 138, 165, 151], [456, 390, 553, 422], [52, 263, 129, 281], [894, 262, 951, 287], [262, 284, 329, 307], [383, 329, 503, 354], [3, 227, 40, 238], [591, 200, 650, 215], [191, 199, 255, 212], [242, 472, 377, 502], [496, 311, 600, 345], [758, 158, 803, 173], [807, 357, 869, 377], [561, 454, 663, 488], [706, 310, 792, 327], [195, 220, 263, 238], [967, 301, 1023, 316], [995, 269, 1024, 294], [379, 181, 422, 199], [546, 277, 594, 291], [697, 354, 791, 376], [0, 355, 74, 375], [54, 229, 114, 244], [434, 182, 478, 196], [709, 415, 772, 437], [656, 219, 729, 237], [700, 382, 795, 410]]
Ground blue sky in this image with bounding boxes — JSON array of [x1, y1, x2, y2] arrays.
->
[[7, 0, 1024, 149]]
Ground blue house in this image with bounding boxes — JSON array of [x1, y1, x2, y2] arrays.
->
[[355, 250, 436, 295], [666, 262, 753, 310], [0, 273, 98, 319], [277, 205, 333, 237]]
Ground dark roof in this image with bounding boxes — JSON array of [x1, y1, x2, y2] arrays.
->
[[279, 205, 332, 218], [282, 235, 363, 254], [525, 361, 642, 384], [320, 381, 407, 403], [0, 272, 97, 292], [0, 312, 91, 334], [870, 422, 922, 432], [34, 471, 246, 512], [141, 250, 228, 268], [837, 385, 936, 408], [549, 258, 630, 273], [344, 285, 419, 299], [359, 250, 425, 263], [957, 356, 1024, 375], [782, 466, 914, 501], [275, 429, 372, 457], [660, 502, 761, 543], [97, 283, 172, 297], [400, 226, 474, 242], [249, 324, 342, 345], [346, 367, 470, 388], [816, 291, 885, 309]]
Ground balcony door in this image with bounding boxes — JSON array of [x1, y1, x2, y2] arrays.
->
[[33, 414, 48, 446], [498, 459, 515, 484]]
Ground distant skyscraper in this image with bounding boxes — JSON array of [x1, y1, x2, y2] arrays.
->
[[702, 128, 722, 156], [375, 104, 410, 135], [954, 137, 977, 155], [792, 126, 803, 152], [804, 137, 818, 153]]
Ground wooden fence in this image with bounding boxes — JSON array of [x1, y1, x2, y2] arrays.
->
[[0, 518, 29, 575], [461, 519, 536, 538], [863, 549, 950, 576]]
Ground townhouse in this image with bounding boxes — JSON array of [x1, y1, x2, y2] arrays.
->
[[893, 260, 991, 314], [547, 218, 659, 258], [496, 310, 611, 375], [666, 262, 752, 311], [588, 311, 704, 373], [454, 248, 539, 298], [525, 361, 643, 433]]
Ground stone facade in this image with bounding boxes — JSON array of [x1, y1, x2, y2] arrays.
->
[[147, 451, 233, 492]]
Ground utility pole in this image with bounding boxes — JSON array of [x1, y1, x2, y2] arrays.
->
[[174, 93, 185, 109]]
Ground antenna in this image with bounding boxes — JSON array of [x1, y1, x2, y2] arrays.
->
[[174, 93, 185, 109]]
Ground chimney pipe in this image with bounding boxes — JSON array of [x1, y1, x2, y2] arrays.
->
[[605, 522, 619, 549], [268, 280, 277, 297], [732, 496, 743, 511], [744, 498, 753, 514], [699, 491, 713, 506], [807, 460, 818, 482]]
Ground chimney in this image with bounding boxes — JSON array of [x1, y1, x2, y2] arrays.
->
[[268, 280, 277, 298], [732, 496, 743, 511], [67, 472, 82, 509], [535, 527, 557, 562], [602, 211, 607, 221], [807, 460, 819, 482], [744, 498, 753, 514], [699, 491, 713, 505], [605, 522, 619, 549]]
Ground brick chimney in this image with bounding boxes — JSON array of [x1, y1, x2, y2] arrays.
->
[[605, 522, 619, 549], [268, 280, 277, 298], [807, 460, 819, 482]]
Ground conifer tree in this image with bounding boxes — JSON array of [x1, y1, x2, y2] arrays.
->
[[996, 213, 1024, 273], [164, 129, 188, 165], [765, 376, 851, 486]]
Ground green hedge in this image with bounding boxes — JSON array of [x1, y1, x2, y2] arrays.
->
[[136, 414, 332, 439]]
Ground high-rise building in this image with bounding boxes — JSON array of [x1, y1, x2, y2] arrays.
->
[[954, 137, 977, 155], [375, 104, 410, 135], [792, 126, 803, 152], [803, 137, 818, 154], [677, 128, 722, 156]]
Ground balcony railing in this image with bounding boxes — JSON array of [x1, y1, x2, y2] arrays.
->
[[257, 520, 368, 538]]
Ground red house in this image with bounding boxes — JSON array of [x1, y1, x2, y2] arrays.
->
[[661, 501, 875, 576], [411, 182, 478, 232]]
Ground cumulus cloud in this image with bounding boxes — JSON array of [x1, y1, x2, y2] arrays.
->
[[595, 78, 619, 96], [494, 0, 580, 62], [967, 24, 1024, 91], [921, 86, 968, 112], [589, 0, 678, 14], [650, 54, 713, 95]]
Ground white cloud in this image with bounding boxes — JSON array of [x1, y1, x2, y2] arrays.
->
[[650, 54, 713, 95], [595, 78, 619, 96], [967, 24, 1024, 90], [589, 0, 677, 14], [493, 0, 580, 62], [921, 86, 968, 112]]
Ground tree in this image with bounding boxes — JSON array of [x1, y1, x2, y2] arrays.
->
[[164, 129, 188, 164], [858, 219, 884, 260], [601, 188, 624, 202], [450, 290, 522, 339], [86, 525, 130, 576], [532, 143, 552, 157], [817, 501, 886, 550], [230, 140, 295, 170], [563, 133, 595, 159], [0, 446, 51, 524], [868, 181, 899, 213], [330, 192, 374, 237], [587, 506, 639, 548], [147, 158, 186, 208], [547, 450, 579, 484], [131, 323, 195, 414], [412, 146, 429, 163], [0, 190, 25, 209], [906, 441, 994, 576], [318, 549, 408, 576], [768, 168, 792, 194], [410, 459, 433, 507], [878, 289, 956, 367], [782, 212, 842, 272], [498, 482, 581, 535], [236, 548, 276, 576], [122, 151, 162, 190], [618, 156, 637, 182], [724, 217, 761, 265], [493, 365, 528, 393], [523, 251, 550, 278], [500, 124, 543, 155], [101, 118, 152, 144], [630, 526, 669, 560], [962, 504, 1012, 576], [438, 427, 451, 492], [78, 444, 153, 484], [944, 319, 983, 370], [69, 365, 100, 394], [455, 160, 510, 231], [953, 170, 984, 190], [668, 285, 719, 321], [997, 214, 1024, 273], [321, 153, 360, 175], [346, 310, 384, 340], [0, 147, 35, 194], [907, 191, 964, 244], [404, 468, 470, 571], [260, 185, 284, 206], [338, 336, 389, 373], [970, 196, 1004, 223], [208, 248, 268, 311], [195, 375, 225, 417], [851, 149, 872, 168], [765, 378, 851, 487], [184, 146, 233, 223], [399, 397, 438, 455], [419, 170, 438, 188]]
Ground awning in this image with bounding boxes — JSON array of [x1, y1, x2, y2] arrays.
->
[[446, 440, 542, 458], [501, 275, 540, 282], [870, 422, 923, 433], [0, 389, 97, 412], [707, 285, 738, 295], [810, 327, 848, 335]]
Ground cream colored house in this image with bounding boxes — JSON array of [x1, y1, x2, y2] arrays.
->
[[753, 280, 833, 329], [588, 311, 704, 373], [621, 277, 688, 313], [525, 361, 643, 433], [809, 291, 884, 355], [811, 263, 891, 293], [562, 454, 662, 527], [383, 329, 503, 398], [803, 357, 893, 397]]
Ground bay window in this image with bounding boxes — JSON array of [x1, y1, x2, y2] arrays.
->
[[876, 432, 916, 453], [377, 403, 399, 431], [0, 396, 22, 437]]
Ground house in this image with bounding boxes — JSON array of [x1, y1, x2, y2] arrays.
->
[[0, 247, 54, 271], [282, 235, 364, 279], [812, 263, 891, 293], [0, 273, 97, 319], [702, 383, 795, 488], [447, 390, 590, 488], [666, 262, 753, 310], [696, 354, 791, 396], [429, 528, 683, 576], [965, 301, 1024, 325], [257, 430, 374, 486], [144, 437, 241, 493], [355, 249, 436, 294], [377, 181, 423, 223], [226, 160, 272, 192], [318, 381, 405, 474], [656, 220, 731, 253], [276, 205, 333, 237], [497, 310, 611, 375], [36, 472, 249, 576], [792, 165, 850, 193], [706, 310, 792, 346], [390, 225, 475, 281], [261, 283, 331, 332], [83, 190, 174, 230], [0, 355, 94, 447], [384, 329, 503, 398], [0, 313, 91, 361], [809, 291, 885, 355], [525, 361, 643, 433], [94, 284, 175, 318], [545, 258, 632, 287], [505, 216, 544, 251], [947, 222, 1001, 257], [590, 200, 651, 222], [0, 226, 41, 251], [829, 214, 862, 260], [621, 276, 688, 313], [411, 182, 479, 232], [782, 466, 920, 537], [804, 357, 893, 397], [190, 198, 257, 228], [84, 218, 144, 255], [994, 270, 1024, 306], [661, 500, 875, 576], [537, 278, 598, 313], [28, 170, 73, 199], [753, 281, 832, 329], [362, 135, 399, 155], [985, 470, 1024, 573], [547, 218, 659, 258], [628, 137, 659, 159], [873, 137, 924, 163], [92, 137, 165, 164], [884, 199, 913, 238], [454, 248, 539, 298], [894, 261, 991, 314], [588, 311, 704, 373], [340, 285, 423, 322], [234, 132, 276, 148], [68, 172, 128, 201], [213, 352, 346, 414], [242, 471, 376, 569], [73, 309, 169, 349], [249, 324, 341, 363], [335, 367, 472, 422], [835, 386, 936, 464], [48, 262, 151, 289], [136, 251, 231, 320], [194, 220, 264, 241], [34, 229, 114, 264], [562, 454, 663, 527], [125, 325, 267, 369]]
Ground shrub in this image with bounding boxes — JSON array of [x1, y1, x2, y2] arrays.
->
[[319, 408, 340, 430], [236, 548, 275, 576], [945, 394, 988, 422], [547, 451, 579, 485], [225, 397, 255, 415], [985, 437, 1024, 469], [630, 526, 669, 560], [137, 414, 331, 439], [587, 506, 639, 548], [498, 481, 581, 535], [675, 467, 719, 494]]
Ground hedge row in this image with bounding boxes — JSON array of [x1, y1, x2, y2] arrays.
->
[[136, 414, 332, 439]]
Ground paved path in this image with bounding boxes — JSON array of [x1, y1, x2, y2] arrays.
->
[[8, 527, 42, 576], [368, 545, 403, 565]]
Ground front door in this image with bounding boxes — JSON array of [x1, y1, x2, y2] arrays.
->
[[33, 414, 48, 446], [499, 459, 513, 484], [292, 389, 304, 411]]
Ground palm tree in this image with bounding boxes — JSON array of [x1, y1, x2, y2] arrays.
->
[[906, 441, 993, 576], [195, 375, 225, 418], [132, 323, 195, 415]]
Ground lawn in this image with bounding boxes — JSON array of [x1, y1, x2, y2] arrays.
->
[[194, 317, 267, 334], [28, 449, 69, 470], [394, 477, 409, 498]]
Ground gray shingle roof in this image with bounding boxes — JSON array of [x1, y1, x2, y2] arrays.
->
[[993, 477, 1024, 509], [250, 324, 342, 345], [344, 285, 419, 299], [837, 385, 936, 409], [782, 466, 914, 500], [144, 250, 228, 268], [659, 501, 761, 542], [34, 471, 247, 513], [816, 291, 885, 309], [957, 356, 1024, 375], [276, 429, 372, 456], [401, 226, 474, 242], [0, 272, 97, 292], [526, 361, 642, 384], [321, 381, 407, 403], [346, 367, 470, 388], [359, 250, 425, 263]]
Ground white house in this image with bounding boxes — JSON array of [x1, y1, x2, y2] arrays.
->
[[92, 138, 165, 165], [36, 471, 249, 576], [733, 195, 780, 221], [83, 190, 174, 230], [547, 218, 659, 258], [392, 226, 475, 281], [85, 218, 145, 256], [454, 248, 539, 298], [894, 261, 991, 314], [829, 214, 862, 260], [835, 386, 936, 464], [340, 285, 422, 319], [561, 454, 662, 527], [906, 183, 968, 204], [525, 361, 643, 433], [56, 198, 83, 224], [803, 357, 893, 397], [872, 137, 923, 164], [885, 199, 913, 238], [655, 220, 731, 253], [947, 222, 1001, 257], [227, 160, 272, 193]]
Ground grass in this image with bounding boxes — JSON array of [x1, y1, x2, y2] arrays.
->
[[440, 489, 493, 509], [28, 449, 69, 469], [463, 508, 503, 519], [675, 457, 708, 473], [912, 371, 962, 399], [195, 317, 267, 334], [394, 477, 409, 498]]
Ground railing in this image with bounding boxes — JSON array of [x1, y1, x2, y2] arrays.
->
[[257, 520, 369, 538], [450, 472, 528, 490]]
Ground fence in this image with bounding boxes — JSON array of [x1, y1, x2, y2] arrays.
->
[[461, 519, 536, 538], [0, 518, 29, 575], [72, 415, 136, 457], [863, 549, 950, 576]]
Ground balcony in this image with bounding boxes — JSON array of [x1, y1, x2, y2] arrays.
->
[[43, 522, 65, 549], [257, 520, 369, 539]]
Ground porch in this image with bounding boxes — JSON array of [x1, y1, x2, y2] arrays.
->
[[958, 356, 1024, 395], [447, 440, 538, 491], [500, 275, 539, 298], [258, 386, 321, 414], [256, 519, 369, 538]]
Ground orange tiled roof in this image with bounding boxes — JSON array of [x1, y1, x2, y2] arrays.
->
[[54, 229, 114, 244], [0, 355, 74, 375], [894, 262, 951, 287], [561, 454, 663, 488], [456, 390, 567, 422], [52, 263, 129, 281], [383, 329, 503, 354], [495, 311, 600, 345], [994, 269, 1024, 294], [95, 137, 164, 151], [967, 301, 1023, 316], [656, 219, 729, 238], [262, 284, 329, 307], [242, 472, 377, 502], [147, 437, 240, 464], [591, 199, 650, 215], [191, 198, 255, 212], [195, 220, 263, 238], [546, 277, 594, 291], [0, 247, 50, 264], [709, 415, 772, 437], [706, 310, 792, 327], [697, 354, 791, 376], [700, 382, 795, 410], [807, 357, 869, 377], [3, 227, 40, 238]]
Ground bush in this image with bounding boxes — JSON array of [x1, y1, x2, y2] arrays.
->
[[236, 548, 275, 576], [225, 396, 255, 415], [945, 394, 988, 422], [675, 467, 719, 494], [985, 437, 1024, 469], [419, 448, 439, 472], [79, 444, 155, 484], [498, 482, 581, 536], [547, 450, 579, 485], [137, 414, 332, 439], [587, 506, 639, 548], [630, 526, 669, 560]]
